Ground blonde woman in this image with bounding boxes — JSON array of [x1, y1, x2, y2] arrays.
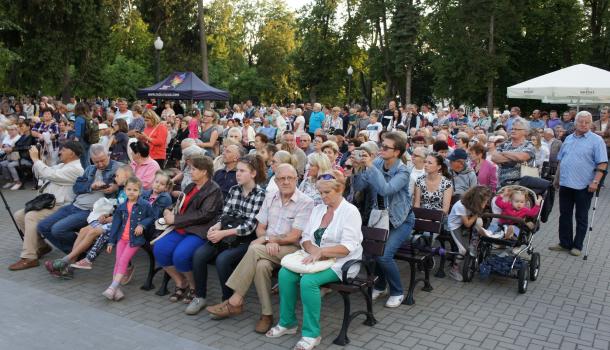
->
[[138, 109, 168, 167], [530, 132, 549, 170], [298, 153, 332, 206], [266, 150, 297, 193]]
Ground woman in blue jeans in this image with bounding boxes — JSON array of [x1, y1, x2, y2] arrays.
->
[[185, 154, 267, 316], [352, 131, 414, 308], [153, 156, 223, 304]]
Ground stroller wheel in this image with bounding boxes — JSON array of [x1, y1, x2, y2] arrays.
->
[[462, 253, 476, 282], [530, 252, 540, 281], [518, 261, 529, 294]]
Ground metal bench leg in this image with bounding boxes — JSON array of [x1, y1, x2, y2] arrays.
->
[[435, 239, 447, 278], [155, 272, 171, 296], [422, 258, 433, 292], [362, 286, 376, 326], [404, 261, 417, 305], [333, 291, 352, 346], [140, 244, 156, 291]]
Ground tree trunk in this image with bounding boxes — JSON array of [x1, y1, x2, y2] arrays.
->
[[60, 62, 71, 102], [487, 13, 495, 112], [197, 0, 209, 83], [309, 86, 317, 103], [405, 65, 412, 105]]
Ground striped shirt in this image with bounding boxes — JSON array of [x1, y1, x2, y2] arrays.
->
[[220, 184, 266, 236], [255, 188, 314, 236], [558, 131, 608, 189]]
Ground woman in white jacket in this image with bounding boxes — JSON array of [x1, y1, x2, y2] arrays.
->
[[266, 170, 362, 350]]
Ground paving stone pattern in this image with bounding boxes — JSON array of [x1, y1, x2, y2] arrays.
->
[[1, 188, 610, 350]]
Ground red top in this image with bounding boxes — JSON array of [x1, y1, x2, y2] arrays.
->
[[175, 186, 199, 234], [494, 195, 540, 224], [121, 201, 135, 241], [144, 123, 168, 160]]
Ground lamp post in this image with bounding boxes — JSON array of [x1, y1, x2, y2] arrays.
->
[[154, 36, 164, 82], [347, 66, 353, 106]]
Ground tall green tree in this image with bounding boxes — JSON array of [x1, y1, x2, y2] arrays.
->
[[390, 0, 420, 105]]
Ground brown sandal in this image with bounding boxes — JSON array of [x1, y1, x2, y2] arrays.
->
[[169, 286, 186, 302], [182, 288, 196, 304]]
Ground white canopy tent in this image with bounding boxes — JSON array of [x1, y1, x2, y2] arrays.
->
[[507, 64, 610, 109]]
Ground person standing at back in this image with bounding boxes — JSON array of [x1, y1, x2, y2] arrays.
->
[[549, 111, 607, 256], [307, 103, 325, 138], [73, 102, 91, 168]]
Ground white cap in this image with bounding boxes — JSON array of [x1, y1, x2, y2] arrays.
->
[[98, 123, 109, 130]]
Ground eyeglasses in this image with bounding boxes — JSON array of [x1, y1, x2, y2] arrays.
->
[[512, 128, 526, 131], [317, 174, 336, 181], [381, 144, 395, 151], [344, 165, 353, 170], [275, 176, 296, 183]]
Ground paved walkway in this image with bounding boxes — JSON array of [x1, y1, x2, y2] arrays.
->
[[1, 188, 610, 350]]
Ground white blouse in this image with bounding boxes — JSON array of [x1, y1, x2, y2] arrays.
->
[[300, 199, 363, 280]]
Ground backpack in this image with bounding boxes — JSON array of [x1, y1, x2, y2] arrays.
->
[[82, 115, 100, 144]]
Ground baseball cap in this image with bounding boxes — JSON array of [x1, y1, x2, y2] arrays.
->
[[447, 148, 468, 161]]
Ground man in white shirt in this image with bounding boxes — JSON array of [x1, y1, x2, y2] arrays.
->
[[114, 98, 133, 124], [9, 141, 85, 271]]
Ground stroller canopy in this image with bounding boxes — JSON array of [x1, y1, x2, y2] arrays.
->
[[136, 72, 230, 101]]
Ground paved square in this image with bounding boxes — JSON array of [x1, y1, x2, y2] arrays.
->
[[1, 188, 609, 350]]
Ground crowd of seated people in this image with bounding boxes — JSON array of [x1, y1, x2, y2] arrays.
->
[[4, 93, 609, 350]]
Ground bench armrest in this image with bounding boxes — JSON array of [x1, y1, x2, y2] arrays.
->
[[340, 258, 373, 283]]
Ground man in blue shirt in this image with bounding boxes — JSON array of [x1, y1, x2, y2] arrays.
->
[[307, 103, 325, 136], [504, 106, 521, 132], [529, 109, 545, 130], [549, 111, 608, 256]]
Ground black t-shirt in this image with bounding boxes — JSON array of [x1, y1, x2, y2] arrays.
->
[[382, 109, 394, 128], [303, 110, 312, 129]]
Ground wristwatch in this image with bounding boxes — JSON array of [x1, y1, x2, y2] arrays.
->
[[593, 180, 599, 184]]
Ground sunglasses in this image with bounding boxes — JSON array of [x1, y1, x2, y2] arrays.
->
[[317, 174, 336, 181], [344, 165, 353, 170], [381, 145, 395, 151]]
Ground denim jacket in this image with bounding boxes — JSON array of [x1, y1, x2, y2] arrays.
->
[[73, 160, 120, 196], [353, 157, 412, 228], [141, 189, 172, 219], [108, 197, 155, 247]]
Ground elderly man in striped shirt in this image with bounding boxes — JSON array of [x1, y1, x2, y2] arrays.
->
[[206, 163, 314, 333], [550, 111, 608, 256]]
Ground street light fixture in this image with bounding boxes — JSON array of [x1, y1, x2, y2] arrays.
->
[[347, 66, 353, 106], [154, 36, 164, 82]]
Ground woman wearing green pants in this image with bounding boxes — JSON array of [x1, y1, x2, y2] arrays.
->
[[266, 170, 363, 350]]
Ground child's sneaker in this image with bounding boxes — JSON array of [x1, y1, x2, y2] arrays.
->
[[120, 264, 135, 285], [113, 287, 125, 301], [71, 258, 93, 270], [102, 287, 116, 300]]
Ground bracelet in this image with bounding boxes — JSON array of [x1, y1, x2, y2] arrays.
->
[[595, 168, 608, 174]]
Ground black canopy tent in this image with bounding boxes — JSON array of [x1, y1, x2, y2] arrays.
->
[[136, 71, 230, 101]]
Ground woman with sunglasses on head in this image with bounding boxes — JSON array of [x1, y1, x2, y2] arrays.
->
[[266, 170, 362, 350]]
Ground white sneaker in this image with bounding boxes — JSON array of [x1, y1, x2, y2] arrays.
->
[[385, 295, 404, 308], [10, 183, 22, 190], [448, 265, 463, 282], [185, 297, 207, 315], [371, 288, 387, 301], [475, 218, 484, 228], [2, 182, 13, 189]]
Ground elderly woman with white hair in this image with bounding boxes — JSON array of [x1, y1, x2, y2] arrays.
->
[[491, 118, 536, 186]]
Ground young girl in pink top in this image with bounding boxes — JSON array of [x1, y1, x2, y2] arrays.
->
[[480, 188, 541, 239], [102, 177, 155, 301]]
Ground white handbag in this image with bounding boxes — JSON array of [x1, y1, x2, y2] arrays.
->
[[281, 250, 336, 274], [368, 195, 390, 230], [520, 162, 540, 178]]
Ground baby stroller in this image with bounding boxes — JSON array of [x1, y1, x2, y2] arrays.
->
[[462, 176, 551, 294]]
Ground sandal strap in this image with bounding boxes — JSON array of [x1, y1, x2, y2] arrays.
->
[[295, 337, 319, 350]]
